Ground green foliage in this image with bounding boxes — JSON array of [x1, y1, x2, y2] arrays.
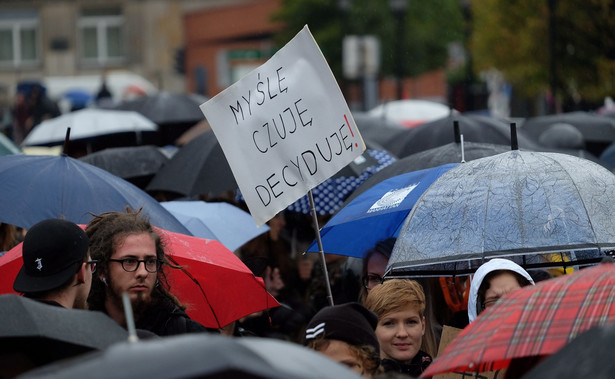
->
[[471, 0, 615, 102], [272, 0, 464, 80]]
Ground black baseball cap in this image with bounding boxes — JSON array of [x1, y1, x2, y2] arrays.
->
[[13, 219, 89, 293]]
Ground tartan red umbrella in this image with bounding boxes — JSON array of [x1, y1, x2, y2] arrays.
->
[[421, 262, 615, 378], [0, 227, 279, 329]]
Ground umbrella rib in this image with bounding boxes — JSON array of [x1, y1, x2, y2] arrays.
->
[[166, 255, 222, 329]]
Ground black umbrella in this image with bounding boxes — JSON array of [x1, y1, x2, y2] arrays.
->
[[0, 295, 127, 371], [384, 114, 538, 158], [521, 111, 615, 143], [146, 130, 236, 198], [523, 322, 615, 379], [79, 145, 173, 189], [111, 92, 208, 145], [352, 111, 407, 148], [20, 334, 363, 379], [344, 141, 513, 204]]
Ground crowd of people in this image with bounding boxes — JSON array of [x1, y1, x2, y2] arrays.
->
[[1, 199, 569, 378]]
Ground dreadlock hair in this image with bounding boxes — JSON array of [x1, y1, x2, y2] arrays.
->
[[85, 208, 185, 311]]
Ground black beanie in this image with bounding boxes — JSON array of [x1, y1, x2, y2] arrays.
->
[[304, 302, 379, 353]]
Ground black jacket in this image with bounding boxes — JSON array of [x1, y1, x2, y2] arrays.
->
[[135, 299, 214, 336], [381, 350, 433, 378]]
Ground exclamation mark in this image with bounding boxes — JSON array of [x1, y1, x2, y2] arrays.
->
[[344, 114, 358, 148]]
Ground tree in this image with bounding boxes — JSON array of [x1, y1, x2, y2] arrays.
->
[[271, 0, 464, 81], [472, 0, 615, 107]]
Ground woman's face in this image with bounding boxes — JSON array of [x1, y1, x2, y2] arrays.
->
[[375, 305, 425, 363], [365, 253, 389, 291]]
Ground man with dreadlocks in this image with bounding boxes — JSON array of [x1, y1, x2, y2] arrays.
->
[[86, 209, 212, 336]]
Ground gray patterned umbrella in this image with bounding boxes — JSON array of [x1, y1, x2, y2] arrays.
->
[[387, 150, 615, 277]]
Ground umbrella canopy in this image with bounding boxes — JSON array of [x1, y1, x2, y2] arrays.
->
[[0, 133, 22, 156], [156, 227, 279, 328], [521, 111, 615, 143], [20, 334, 363, 379], [161, 200, 270, 252], [21, 108, 157, 147], [146, 130, 236, 198], [421, 262, 615, 377], [352, 111, 407, 148], [0, 228, 279, 329], [523, 322, 615, 379], [285, 148, 397, 215], [79, 145, 172, 189], [344, 141, 513, 204], [384, 114, 538, 158], [0, 154, 190, 234], [111, 92, 208, 145], [0, 294, 127, 366], [368, 99, 453, 128], [388, 150, 615, 277], [306, 164, 458, 258], [112, 92, 207, 125]]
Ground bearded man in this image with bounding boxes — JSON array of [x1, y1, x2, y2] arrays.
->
[[86, 209, 211, 336]]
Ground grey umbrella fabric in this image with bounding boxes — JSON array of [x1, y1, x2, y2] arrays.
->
[[387, 150, 615, 277], [79, 145, 172, 189], [344, 141, 513, 204], [146, 130, 236, 197], [20, 333, 363, 379], [0, 295, 127, 365], [383, 114, 538, 158]]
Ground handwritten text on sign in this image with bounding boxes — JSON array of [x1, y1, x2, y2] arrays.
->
[[201, 26, 365, 226]]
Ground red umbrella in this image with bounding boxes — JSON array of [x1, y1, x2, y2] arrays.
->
[[421, 262, 615, 378], [0, 227, 279, 329]]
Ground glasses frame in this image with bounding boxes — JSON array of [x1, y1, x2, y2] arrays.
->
[[362, 273, 384, 290], [108, 258, 161, 273], [85, 260, 98, 273]]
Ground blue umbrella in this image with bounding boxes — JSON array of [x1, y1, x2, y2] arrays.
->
[[306, 163, 458, 258], [0, 154, 190, 234], [286, 148, 397, 215], [161, 200, 270, 252]]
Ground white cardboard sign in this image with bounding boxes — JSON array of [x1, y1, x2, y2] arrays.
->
[[200, 26, 365, 226]]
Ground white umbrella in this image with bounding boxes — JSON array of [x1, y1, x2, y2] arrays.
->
[[161, 200, 270, 252], [22, 108, 157, 146], [369, 99, 456, 128]]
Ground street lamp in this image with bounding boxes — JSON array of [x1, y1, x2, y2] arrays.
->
[[389, 0, 408, 100]]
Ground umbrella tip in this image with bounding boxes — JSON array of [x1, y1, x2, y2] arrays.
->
[[62, 127, 71, 156], [454, 120, 461, 143], [510, 122, 519, 150]]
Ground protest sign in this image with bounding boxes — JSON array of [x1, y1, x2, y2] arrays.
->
[[201, 25, 365, 226]]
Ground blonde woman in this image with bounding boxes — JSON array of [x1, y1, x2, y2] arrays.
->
[[364, 279, 432, 377]]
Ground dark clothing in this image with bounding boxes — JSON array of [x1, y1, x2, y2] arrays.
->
[[135, 299, 213, 337], [381, 350, 433, 377]]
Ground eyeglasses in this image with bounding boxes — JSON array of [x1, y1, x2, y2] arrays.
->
[[362, 274, 384, 290], [108, 257, 160, 273], [86, 260, 98, 273]]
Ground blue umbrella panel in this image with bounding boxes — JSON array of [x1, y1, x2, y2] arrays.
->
[[306, 163, 459, 258], [0, 154, 191, 234]]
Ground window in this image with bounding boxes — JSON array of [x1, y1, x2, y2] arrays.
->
[[78, 8, 124, 65], [0, 10, 39, 68]]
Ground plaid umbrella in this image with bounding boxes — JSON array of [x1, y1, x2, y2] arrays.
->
[[421, 262, 615, 377]]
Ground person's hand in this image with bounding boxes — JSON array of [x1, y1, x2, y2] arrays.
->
[[264, 266, 284, 297]]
